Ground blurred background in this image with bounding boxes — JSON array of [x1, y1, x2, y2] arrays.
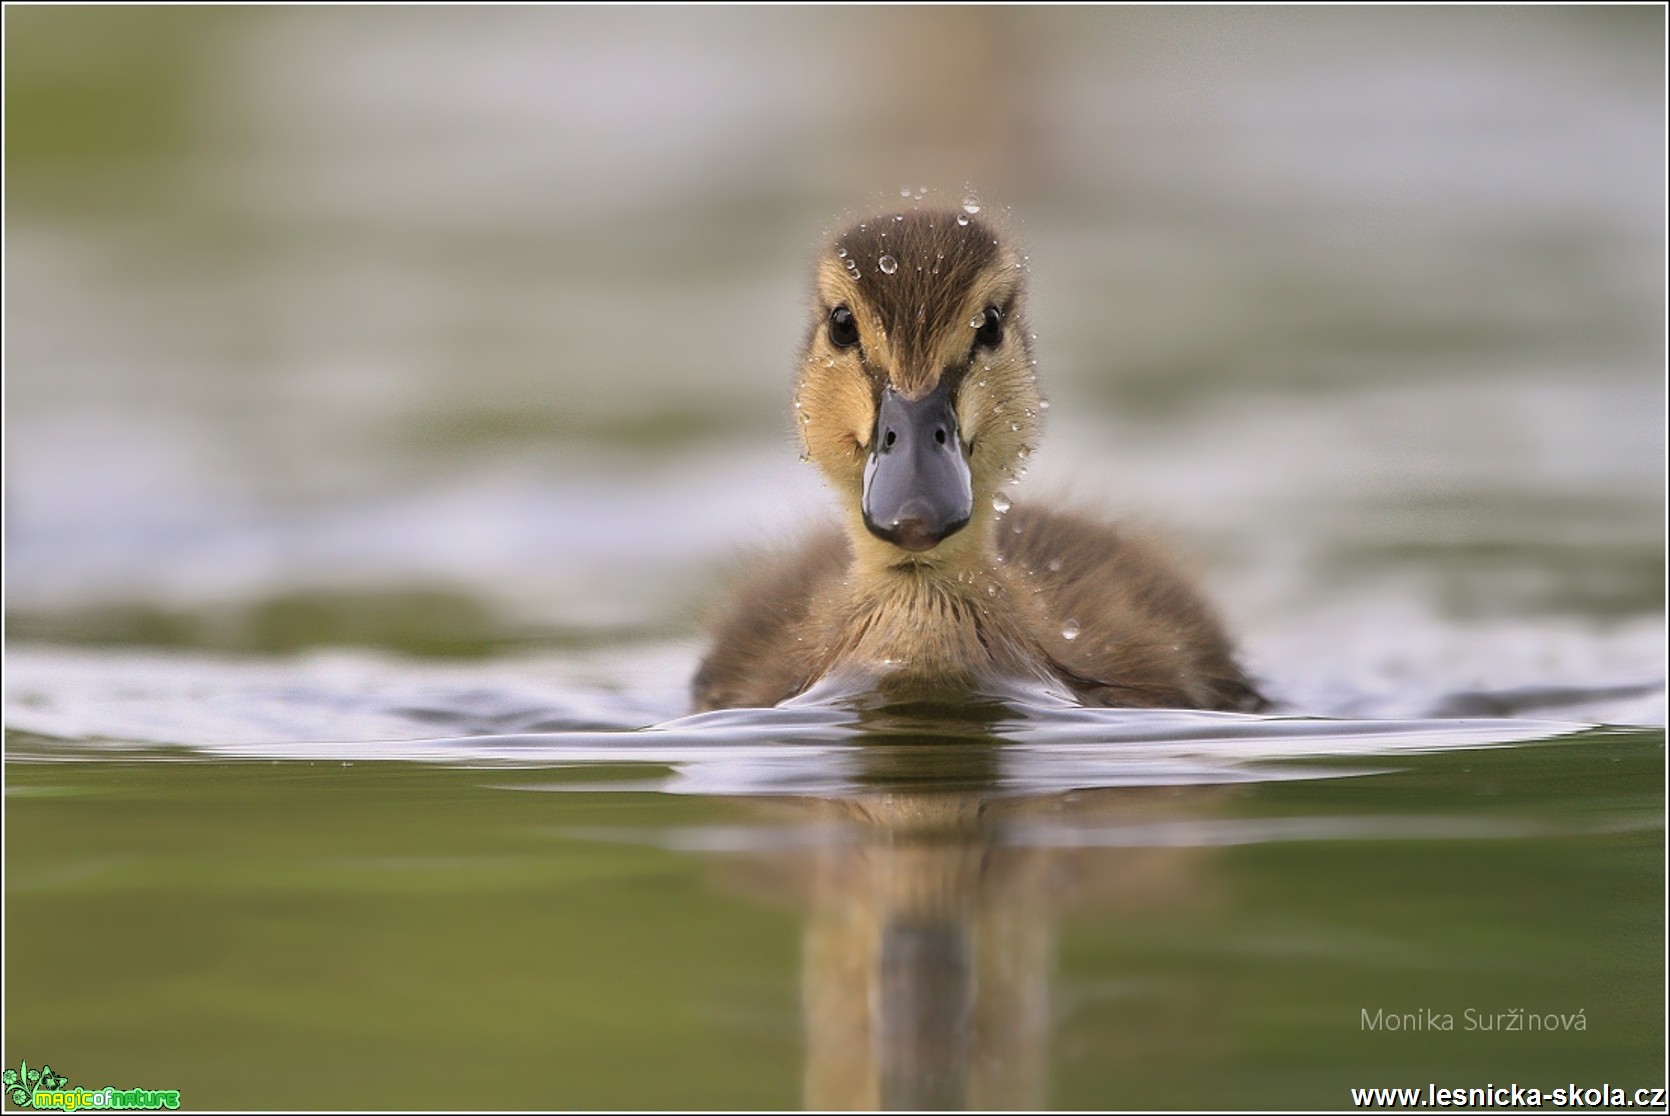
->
[[6, 5, 1665, 712]]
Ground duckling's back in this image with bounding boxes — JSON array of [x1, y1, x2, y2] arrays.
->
[[997, 506, 1266, 712], [691, 528, 851, 712]]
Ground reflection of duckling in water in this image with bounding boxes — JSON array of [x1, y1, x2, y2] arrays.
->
[[694, 207, 1264, 713], [717, 778, 1232, 1110]]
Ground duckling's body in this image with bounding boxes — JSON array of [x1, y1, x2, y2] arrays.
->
[[693, 207, 1263, 713]]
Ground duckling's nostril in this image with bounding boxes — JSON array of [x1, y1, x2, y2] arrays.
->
[[884, 430, 897, 449], [934, 428, 947, 445]]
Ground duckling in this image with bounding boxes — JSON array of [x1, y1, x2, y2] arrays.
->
[[692, 208, 1264, 713]]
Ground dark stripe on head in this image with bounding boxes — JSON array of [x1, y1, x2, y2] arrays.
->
[[832, 211, 1005, 392]]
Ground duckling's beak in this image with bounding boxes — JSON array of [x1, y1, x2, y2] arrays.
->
[[862, 379, 973, 552]]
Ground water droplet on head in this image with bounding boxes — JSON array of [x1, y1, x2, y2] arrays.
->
[[992, 493, 1012, 514], [1038, 399, 1051, 411], [956, 214, 970, 226], [836, 247, 847, 258], [900, 187, 913, 198], [962, 193, 981, 215], [1009, 422, 1019, 432], [1061, 619, 1080, 641], [878, 254, 898, 274], [894, 214, 904, 222], [1047, 558, 1062, 573]]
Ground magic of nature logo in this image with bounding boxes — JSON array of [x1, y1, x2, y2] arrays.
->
[[4, 1061, 180, 1111]]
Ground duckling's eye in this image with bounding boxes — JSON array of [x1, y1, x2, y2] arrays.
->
[[974, 306, 1004, 349], [829, 305, 860, 349]]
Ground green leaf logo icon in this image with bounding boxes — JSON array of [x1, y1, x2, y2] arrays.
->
[[2, 1059, 69, 1103]]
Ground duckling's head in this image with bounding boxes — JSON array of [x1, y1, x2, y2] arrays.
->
[[795, 209, 1040, 574]]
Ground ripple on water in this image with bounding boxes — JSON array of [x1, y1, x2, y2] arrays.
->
[[5, 642, 1652, 800]]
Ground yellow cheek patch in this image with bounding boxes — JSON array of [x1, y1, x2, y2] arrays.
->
[[797, 352, 875, 471]]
